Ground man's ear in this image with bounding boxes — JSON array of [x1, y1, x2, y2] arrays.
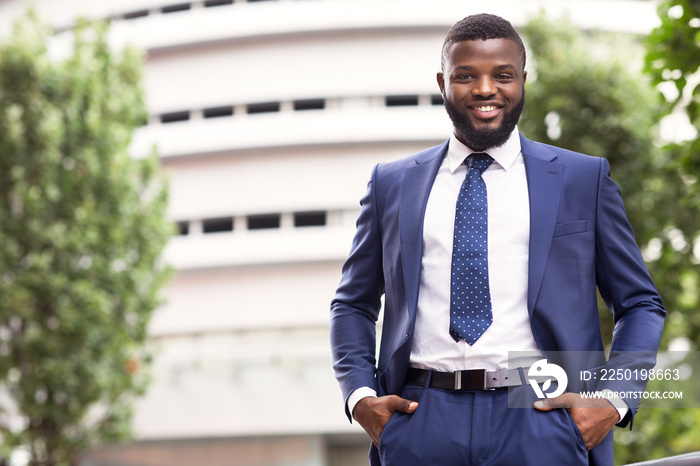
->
[[437, 72, 445, 96]]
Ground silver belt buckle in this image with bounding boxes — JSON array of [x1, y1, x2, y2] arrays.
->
[[453, 369, 487, 390], [454, 370, 463, 390]]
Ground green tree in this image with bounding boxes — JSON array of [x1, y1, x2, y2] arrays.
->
[[0, 13, 171, 466], [521, 13, 700, 464], [628, 1, 700, 463], [645, 0, 700, 346]]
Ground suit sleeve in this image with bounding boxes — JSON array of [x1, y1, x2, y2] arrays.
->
[[594, 157, 666, 427], [330, 164, 385, 421]]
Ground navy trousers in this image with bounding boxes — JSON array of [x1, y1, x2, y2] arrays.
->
[[373, 378, 604, 465]]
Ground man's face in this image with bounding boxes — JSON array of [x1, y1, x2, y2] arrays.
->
[[437, 38, 526, 151]]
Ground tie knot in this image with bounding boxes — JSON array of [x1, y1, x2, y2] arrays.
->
[[466, 153, 493, 174]]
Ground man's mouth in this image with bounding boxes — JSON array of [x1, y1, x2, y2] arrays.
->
[[470, 104, 503, 120], [474, 105, 498, 112]]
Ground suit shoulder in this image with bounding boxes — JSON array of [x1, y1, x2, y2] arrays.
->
[[527, 138, 603, 166], [522, 137, 606, 177], [374, 141, 448, 179]]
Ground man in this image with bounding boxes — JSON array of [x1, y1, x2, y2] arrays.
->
[[330, 13, 665, 465]]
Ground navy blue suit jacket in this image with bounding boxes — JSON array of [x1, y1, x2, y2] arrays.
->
[[330, 134, 665, 463]]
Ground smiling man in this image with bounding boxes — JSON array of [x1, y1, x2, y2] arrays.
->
[[439, 35, 526, 152], [330, 13, 665, 465]]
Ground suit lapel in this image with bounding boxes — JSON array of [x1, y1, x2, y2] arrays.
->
[[399, 142, 447, 322], [521, 135, 563, 313]]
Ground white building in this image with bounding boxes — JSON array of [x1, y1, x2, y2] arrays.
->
[[0, 1, 659, 465]]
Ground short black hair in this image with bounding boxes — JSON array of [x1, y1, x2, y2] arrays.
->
[[441, 14, 526, 71]]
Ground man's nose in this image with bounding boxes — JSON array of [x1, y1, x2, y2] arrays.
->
[[472, 77, 496, 97]]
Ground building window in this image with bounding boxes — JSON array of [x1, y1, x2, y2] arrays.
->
[[176, 221, 189, 236], [204, 0, 233, 6], [385, 95, 419, 107], [431, 94, 444, 106], [294, 211, 326, 227], [203, 106, 234, 119], [247, 102, 280, 114], [294, 99, 325, 111], [203, 217, 234, 233], [247, 214, 280, 230], [161, 111, 190, 124], [123, 10, 149, 20], [162, 4, 191, 14]]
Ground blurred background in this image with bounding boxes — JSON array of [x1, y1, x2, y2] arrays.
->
[[0, 0, 698, 465]]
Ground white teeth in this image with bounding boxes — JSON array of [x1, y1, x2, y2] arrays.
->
[[476, 105, 497, 112]]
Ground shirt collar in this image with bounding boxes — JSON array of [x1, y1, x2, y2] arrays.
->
[[446, 127, 522, 174]]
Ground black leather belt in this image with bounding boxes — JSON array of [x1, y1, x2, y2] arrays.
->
[[406, 367, 524, 391]]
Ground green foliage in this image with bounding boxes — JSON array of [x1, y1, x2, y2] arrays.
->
[[629, 1, 700, 462], [646, 0, 700, 121], [521, 15, 663, 250], [521, 13, 700, 464], [0, 12, 172, 466], [644, 0, 700, 348]]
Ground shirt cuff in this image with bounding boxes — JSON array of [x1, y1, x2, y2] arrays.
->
[[597, 389, 629, 422], [347, 386, 377, 420]]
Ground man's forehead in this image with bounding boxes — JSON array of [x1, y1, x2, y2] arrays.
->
[[445, 39, 524, 67]]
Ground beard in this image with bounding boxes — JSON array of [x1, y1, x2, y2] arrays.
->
[[443, 90, 525, 151]]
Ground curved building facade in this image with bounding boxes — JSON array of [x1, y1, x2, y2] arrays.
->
[[0, 1, 658, 465]]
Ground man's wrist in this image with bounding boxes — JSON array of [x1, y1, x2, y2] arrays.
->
[[348, 387, 377, 420], [597, 389, 629, 422]]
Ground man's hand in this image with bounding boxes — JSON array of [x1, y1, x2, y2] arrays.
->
[[353, 395, 418, 447], [534, 392, 619, 450]]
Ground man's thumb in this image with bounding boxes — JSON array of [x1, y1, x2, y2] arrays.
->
[[534, 393, 572, 411], [395, 397, 418, 413], [533, 398, 554, 411]]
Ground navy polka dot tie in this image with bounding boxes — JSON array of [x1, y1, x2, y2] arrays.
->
[[450, 152, 493, 344]]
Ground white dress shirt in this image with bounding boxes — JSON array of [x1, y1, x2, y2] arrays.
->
[[409, 127, 541, 372]]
